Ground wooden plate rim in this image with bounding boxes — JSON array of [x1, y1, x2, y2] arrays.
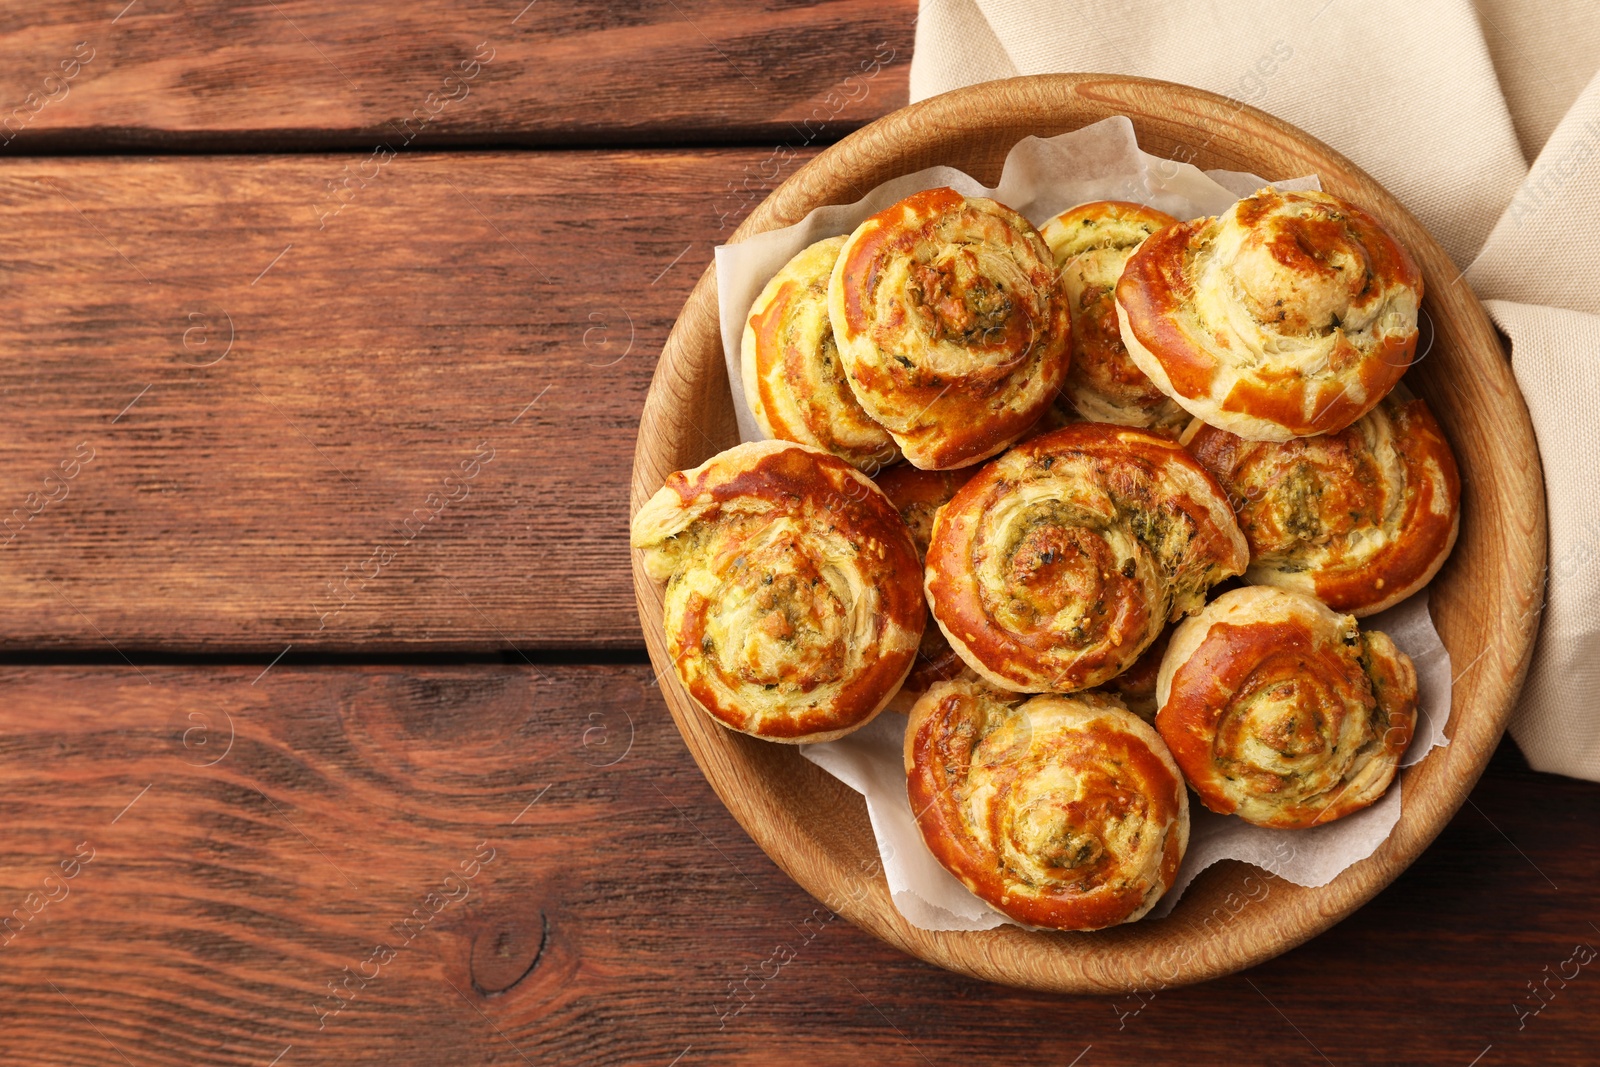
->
[[629, 74, 1547, 993]]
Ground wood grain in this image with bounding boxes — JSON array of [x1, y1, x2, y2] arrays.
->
[[632, 76, 1547, 991], [0, 1, 911, 151], [0, 2, 1579, 1060], [0, 665, 1594, 1066], [0, 147, 818, 653]]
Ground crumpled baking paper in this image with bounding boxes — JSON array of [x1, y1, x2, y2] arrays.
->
[[712, 118, 1451, 930]]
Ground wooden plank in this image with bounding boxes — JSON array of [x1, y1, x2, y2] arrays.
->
[[0, 665, 1594, 1065], [0, 1, 912, 151], [0, 148, 813, 652]]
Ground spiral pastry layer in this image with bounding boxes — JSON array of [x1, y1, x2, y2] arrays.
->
[[1117, 188, 1423, 441], [1096, 622, 1175, 722], [905, 680, 1189, 930], [828, 187, 1070, 469], [925, 422, 1248, 693], [631, 440, 925, 742], [1040, 201, 1188, 434], [742, 236, 901, 472], [1185, 390, 1461, 616], [1155, 586, 1418, 828], [873, 463, 977, 711]]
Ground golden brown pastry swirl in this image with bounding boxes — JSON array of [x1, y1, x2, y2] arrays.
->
[[1185, 391, 1461, 616], [1040, 200, 1187, 433], [925, 422, 1248, 693], [828, 187, 1070, 469], [742, 236, 900, 471], [631, 440, 925, 742], [905, 680, 1189, 930], [1117, 188, 1423, 441], [1155, 586, 1418, 828]]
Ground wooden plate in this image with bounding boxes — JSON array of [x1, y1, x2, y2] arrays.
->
[[629, 75, 1546, 992]]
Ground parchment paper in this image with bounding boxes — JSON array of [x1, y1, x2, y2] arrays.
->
[[711, 118, 1452, 930]]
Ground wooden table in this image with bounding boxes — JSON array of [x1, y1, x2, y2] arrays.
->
[[0, 4, 1592, 1064]]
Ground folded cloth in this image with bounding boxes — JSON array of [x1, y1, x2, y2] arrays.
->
[[909, 0, 1600, 779]]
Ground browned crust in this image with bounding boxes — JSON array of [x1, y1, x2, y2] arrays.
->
[[1215, 334, 1410, 438], [656, 443, 924, 740], [1362, 630, 1420, 764], [1157, 611, 1417, 828], [1099, 621, 1172, 719], [1232, 190, 1423, 297], [745, 239, 897, 469], [875, 464, 976, 695], [1117, 189, 1423, 438], [749, 278, 798, 428], [1187, 395, 1461, 614], [1116, 217, 1218, 401], [1052, 200, 1178, 232], [924, 422, 1245, 691], [1043, 199, 1184, 428], [838, 187, 969, 336], [873, 464, 976, 550], [905, 684, 1186, 929], [831, 187, 1071, 469]]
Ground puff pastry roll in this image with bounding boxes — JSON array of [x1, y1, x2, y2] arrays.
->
[[1098, 622, 1174, 722], [905, 680, 1188, 930], [1185, 391, 1460, 616], [742, 236, 901, 472], [1117, 188, 1422, 441], [1040, 201, 1188, 434], [828, 187, 1070, 469], [925, 423, 1248, 693], [874, 463, 976, 711], [1155, 586, 1418, 828], [631, 440, 925, 743]]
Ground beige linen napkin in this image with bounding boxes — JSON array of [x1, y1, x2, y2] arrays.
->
[[910, 0, 1600, 779]]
